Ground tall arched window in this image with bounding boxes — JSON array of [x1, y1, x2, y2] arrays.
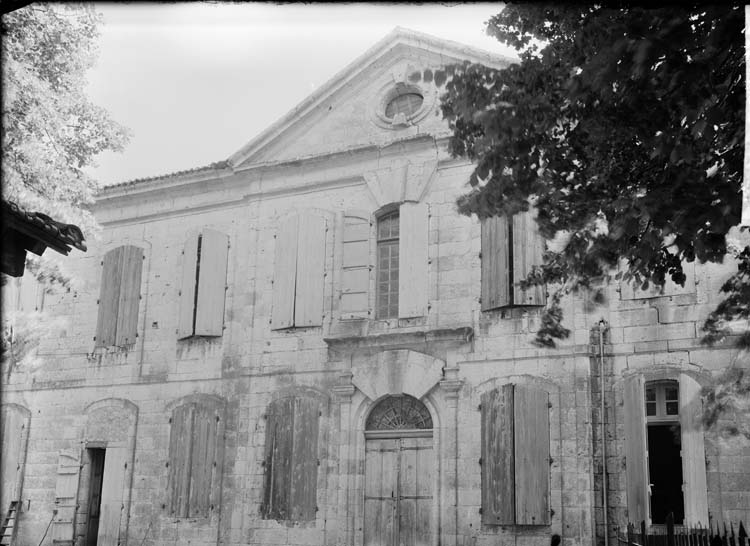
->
[[376, 211, 399, 319]]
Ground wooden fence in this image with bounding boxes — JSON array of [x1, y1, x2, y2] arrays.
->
[[618, 515, 747, 546]]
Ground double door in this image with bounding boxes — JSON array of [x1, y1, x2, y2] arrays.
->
[[364, 435, 433, 546]]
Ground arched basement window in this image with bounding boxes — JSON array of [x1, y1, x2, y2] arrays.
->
[[366, 394, 432, 432]]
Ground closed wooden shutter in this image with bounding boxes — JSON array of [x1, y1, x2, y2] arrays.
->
[[263, 398, 294, 519], [271, 215, 299, 330], [341, 211, 371, 319], [623, 375, 649, 525], [398, 202, 429, 318], [177, 235, 200, 339], [679, 374, 709, 526], [481, 385, 515, 525], [168, 404, 194, 517], [115, 245, 143, 347], [188, 404, 213, 516], [290, 397, 319, 521], [295, 212, 326, 327], [1, 405, 30, 508], [195, 229, 229, 336], [514, 385, 550, 525], [512, 210, 546, 306], [481, 216, 510, 310], [95, 247, 124, 347], [50, 449, 81, 544], [97, 446, 127, 546]]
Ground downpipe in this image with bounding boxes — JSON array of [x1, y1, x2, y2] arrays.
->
[[599, 319, 609, 546]]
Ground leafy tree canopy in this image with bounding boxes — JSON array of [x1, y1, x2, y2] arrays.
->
[[441, 4, 748, 348], [1, 2, 130, 237]]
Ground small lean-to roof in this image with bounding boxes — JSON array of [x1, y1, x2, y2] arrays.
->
[[98, 27, 514, 194], [2, 200, 86, 253]]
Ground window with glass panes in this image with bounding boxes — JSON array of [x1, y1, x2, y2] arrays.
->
[[377, 211, 399, 318], [645, 381, 680, 420]]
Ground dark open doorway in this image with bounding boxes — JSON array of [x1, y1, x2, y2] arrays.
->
[[647, 424, 684, 524], [85, 448, 106, 546]]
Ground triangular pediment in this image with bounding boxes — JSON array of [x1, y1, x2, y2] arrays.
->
[[229, 28, 514, 168]]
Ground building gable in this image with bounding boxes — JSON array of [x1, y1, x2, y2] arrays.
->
[[229, 27, 513, 168]]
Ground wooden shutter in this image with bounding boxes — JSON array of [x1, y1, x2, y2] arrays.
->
[[188, 404, 212, 516], [512, 210, 546, 306], [195, 229, 229, 336], [97, 447, 128, 546], [271, 215, 299, 330], [263, 398, 294, 519], [295, 212, 326, 327], [177, 235, 200, 339], [95, 247, 124, 347], [481, 216, 510, 310], [18, 273, 43, 312], [398, 202, 429, 318], [290, 397, 319, 521], [50, 449, 81, 544], [514, 385, 550, 524], [623, 375, 649, 526], [481, 385, 515, 525], [168, 403, 194, 517], [341, 211, 371, 319], [1, 405, 30, 509], [115, 245, 143, 346], [679, 374, 709, 526]]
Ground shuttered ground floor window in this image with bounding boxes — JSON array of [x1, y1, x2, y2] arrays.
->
[[167, 398, 226, 518], [481, 384, 550, 526], [262, 396, 320, 521]]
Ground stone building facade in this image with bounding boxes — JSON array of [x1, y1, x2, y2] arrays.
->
[[2, 28, 748, 546]]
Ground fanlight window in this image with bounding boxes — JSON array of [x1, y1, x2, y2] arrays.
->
[[366, 394, 432, 431]]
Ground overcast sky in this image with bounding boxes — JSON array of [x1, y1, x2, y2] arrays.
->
[[84, 2, 517, 186]]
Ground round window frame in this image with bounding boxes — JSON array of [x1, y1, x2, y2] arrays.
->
[[371, 81, 436, 129]]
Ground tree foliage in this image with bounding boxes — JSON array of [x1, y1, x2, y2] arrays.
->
[[441, 4, 747, 347], [1, 3, 130, 236]]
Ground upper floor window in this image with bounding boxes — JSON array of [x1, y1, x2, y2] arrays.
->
[[271, 210, 327, 330], [481, 210, 546, 310], [178, 229, 229, 339], [95, 245, 143, 348], [376, 211, 399, 319]]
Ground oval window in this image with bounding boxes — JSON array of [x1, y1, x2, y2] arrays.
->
[[385, 92, 424, 119]]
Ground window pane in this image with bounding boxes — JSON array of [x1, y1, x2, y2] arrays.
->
[[645, 387, 656, 402], [665, 402, 679, 415], [646, 402, 657, 416], [665, 386, 679, 402]]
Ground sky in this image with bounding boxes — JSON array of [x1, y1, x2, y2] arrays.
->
[[84, 2, 518, 186]]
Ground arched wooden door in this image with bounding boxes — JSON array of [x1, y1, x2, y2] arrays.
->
[[364, 395, 433, 546]]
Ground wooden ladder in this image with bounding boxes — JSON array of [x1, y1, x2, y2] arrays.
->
[[0, 501, 19, 546]]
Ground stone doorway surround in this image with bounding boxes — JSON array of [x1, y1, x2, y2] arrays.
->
[[331, 347, 464, 546]]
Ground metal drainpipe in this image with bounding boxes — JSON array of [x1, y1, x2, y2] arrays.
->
[[599, 319, 609, 546]]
